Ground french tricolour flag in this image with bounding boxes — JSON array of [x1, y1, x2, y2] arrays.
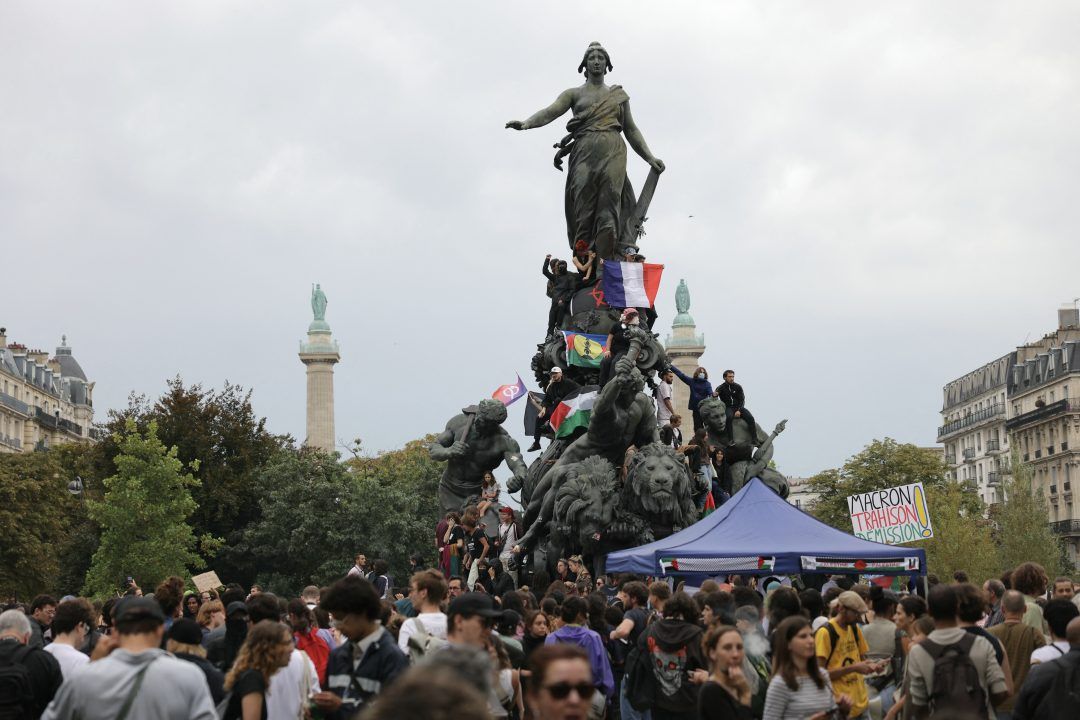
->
[[602, 261, 664, 308]]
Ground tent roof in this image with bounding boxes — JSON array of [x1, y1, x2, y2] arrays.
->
[[605, 478, 927, 577]]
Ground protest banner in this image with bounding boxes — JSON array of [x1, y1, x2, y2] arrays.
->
[[191, 570, 223, 594], [847, 482, 933, 544]]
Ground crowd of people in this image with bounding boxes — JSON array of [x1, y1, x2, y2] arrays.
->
[[4, 560, 1080, 719]]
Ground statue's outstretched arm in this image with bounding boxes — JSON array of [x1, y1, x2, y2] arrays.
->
[[622, 102, 665, 173], [429, 427, 462, 461], [503, 438, 528, 492], [747, 420, 787, 478], [506, 89, 575, 131]]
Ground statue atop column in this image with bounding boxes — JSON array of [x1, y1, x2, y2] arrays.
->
[[506, 42, 665, 260], [311, 284, 328, 322]]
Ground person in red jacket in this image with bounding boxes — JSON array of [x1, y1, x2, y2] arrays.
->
[[288, 598, 329, 686]]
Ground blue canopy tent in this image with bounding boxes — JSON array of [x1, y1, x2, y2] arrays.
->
[[605, 478, 927, 578]]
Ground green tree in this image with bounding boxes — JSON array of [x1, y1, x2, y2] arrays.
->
[[808, 439, 1003, 582], [232, 439, 442, 596], [921, 481, 999, 583], [808, 438, 949, 530], [0, 452, 79, 599], [994, 453, 1064, 577], [105, 378, 285, 583], [83, 420, 209, 597]]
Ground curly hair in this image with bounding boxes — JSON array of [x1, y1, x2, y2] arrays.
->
[[225, 620, 291, 691], [1011, 562, 1048, 596]]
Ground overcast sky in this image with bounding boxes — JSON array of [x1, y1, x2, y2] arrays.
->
[[3, 1, 1079, 478]]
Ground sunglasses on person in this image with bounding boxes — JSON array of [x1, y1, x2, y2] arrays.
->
[[543, 682, 596, 700]]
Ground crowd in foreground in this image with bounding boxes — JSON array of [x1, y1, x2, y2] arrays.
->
[[2, 561, 1080, 720]]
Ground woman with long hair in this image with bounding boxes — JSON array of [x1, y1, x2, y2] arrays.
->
[[763, 616, 848, 720], [523, 610, 551, 660], [222, 620, 294, 720], [694, 624, 754, 720], [196, 600, 225, 645]]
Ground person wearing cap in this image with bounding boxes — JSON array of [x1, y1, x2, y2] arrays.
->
[[42, 597, 217, 720], [313, 576, 407, 719], [814, 590, 885, 720], [529, 366, 581, 452], [167, 618, 226, 704]]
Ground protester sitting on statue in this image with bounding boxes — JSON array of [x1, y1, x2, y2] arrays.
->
[[718, 370, 757, 441], [572, 239, 597, 285], [670, 365, 714, 431], [659, 412, 683, 449], [711, 446, 733, 505], [598, 308, 640, 387], [529, 366, 581, 452], [543, 254, 576, 339]]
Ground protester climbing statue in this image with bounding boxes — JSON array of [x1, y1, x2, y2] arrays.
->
[[429, 399, 529, 515], [506, 41, 665, 260]]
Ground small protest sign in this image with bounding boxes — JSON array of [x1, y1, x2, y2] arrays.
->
[[191, 571, 223, 594], [847, 482, 933, 544]]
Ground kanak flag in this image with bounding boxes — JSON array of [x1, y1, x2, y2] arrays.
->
[[492, 375, 527, 407], [602, 261, 663, 308]]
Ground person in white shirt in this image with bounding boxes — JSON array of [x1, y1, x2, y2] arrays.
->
[[1030, 598, 1079, 664], [43, 600, 92, 681], [398, 570, 449, 655], [245, 592, 321, 720], [654, 369, 675, 427]]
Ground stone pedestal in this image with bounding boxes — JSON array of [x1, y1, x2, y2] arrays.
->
[[299, 324, 340, 454]]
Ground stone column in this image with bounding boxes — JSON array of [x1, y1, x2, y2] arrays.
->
[[299, 321, 340, 454], [665, 279, 706, 420]]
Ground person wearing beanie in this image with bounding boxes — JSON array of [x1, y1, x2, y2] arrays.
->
[[168, 618, 226, 704]]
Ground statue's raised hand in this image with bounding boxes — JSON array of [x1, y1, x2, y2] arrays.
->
[[614, 356, 634, 376], [447, 440, 470, 458], [506, 473, 524, 494], [773, 419, 788, 435], [505, 120, 525, 131], [649, 158, 666, 174]]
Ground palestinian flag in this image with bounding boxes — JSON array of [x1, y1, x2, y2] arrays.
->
[[659, 557, 679, 573], [549, 385, 600, 439], [757, 556, 775, 571], [562, 331, 608, 369]]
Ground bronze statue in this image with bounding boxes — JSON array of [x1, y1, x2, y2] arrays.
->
[[311, 284, 328, 322], [698, 397, 790, 497], [506, 42, 665, 259], [429, 399, 528, 515], [513, 354, 659, 555]]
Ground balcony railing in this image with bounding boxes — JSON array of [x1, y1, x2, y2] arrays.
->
[[944, 453, 956, 465], [1051, 520, 1080, 535], [0, 435, 21, 450], [33, 407, 57, 429], [938, 402, 1007, 440], [963, 447, 977, 462], [58, 418, 83, 436], [987, 472, 1001, 486], [0, 391, 29, 415], [1007, 399, 1080, 431], [985, 439, 1002, 453], [89, 427, 108, 441]]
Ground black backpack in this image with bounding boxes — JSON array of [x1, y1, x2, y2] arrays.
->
[[1035, 655, 1080, 720], [0, 643, 35, 720], [921, 633, 988, 719]]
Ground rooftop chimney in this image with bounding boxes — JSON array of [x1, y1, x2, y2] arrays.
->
[[1060, 306, 1080, 330], [0, 327, 6, 349]]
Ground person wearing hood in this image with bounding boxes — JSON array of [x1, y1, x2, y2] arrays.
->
[[545, 596, 613, 716], [41, 597, 216, 720], [636, 591, 708, 719]]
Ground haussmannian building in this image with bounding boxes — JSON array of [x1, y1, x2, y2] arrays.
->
[[937, 354, 1012, 507], [1005, 307, 1080, 563], [0, 328, 97, 453]]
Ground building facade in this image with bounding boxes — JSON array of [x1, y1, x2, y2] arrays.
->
[[937, 354, 1012, 506], [1005, 307, 1080, 563], [0, 328, 96, 453], [786, 476, 821, 513]]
